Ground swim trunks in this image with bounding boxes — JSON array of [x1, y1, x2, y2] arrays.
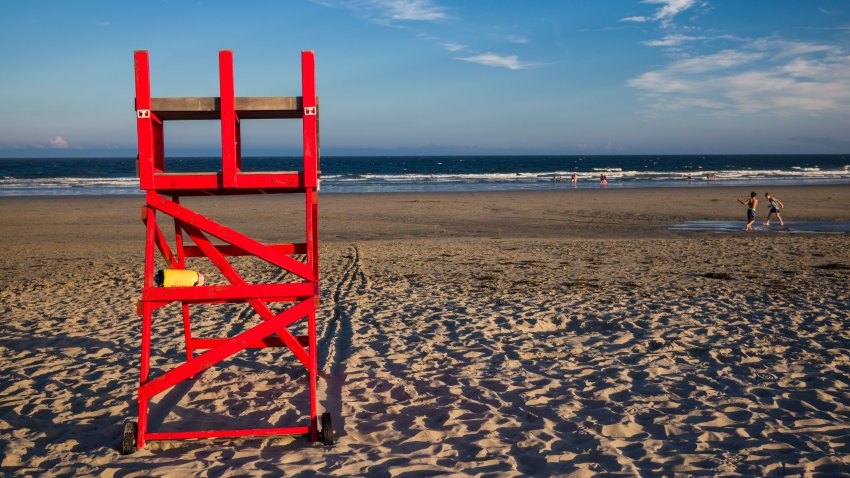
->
[[747, 208, 755, 222]]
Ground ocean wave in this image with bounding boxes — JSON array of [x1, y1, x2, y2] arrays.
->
[[1, 168, 849, 196], [323, 168, 850, 183], [0, 177, 140, 188]]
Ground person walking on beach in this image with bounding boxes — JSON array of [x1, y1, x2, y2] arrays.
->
[[764, 192, 785, 226], [737, 192, 758, 231]]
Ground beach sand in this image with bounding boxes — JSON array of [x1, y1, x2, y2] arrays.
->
[[1, 185, 849, 476]]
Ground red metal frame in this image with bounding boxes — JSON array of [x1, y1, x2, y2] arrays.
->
[[131, 50, 321, 449]]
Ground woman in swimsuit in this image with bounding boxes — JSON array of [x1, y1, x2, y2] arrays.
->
[[737, 191, 758, 232]]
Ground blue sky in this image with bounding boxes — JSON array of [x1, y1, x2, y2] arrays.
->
[[1, 0, 849, 156]]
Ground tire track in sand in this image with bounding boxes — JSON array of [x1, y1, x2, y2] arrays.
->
[[317, 245, 368, 437]]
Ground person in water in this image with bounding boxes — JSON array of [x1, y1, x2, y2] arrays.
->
[[764, 192, 785, 226], [737, 191, 758, 232]]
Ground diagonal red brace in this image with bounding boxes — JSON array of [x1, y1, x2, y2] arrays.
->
[[147, 193, 313, 281], [180, 222, 311, 367], [150, 220, 176, 267], [140, 298, 313, 401]]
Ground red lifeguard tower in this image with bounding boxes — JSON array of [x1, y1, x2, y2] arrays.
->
[[122, 50, 331, 453]]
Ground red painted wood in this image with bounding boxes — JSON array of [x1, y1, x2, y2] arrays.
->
[[172, 196, 193, 364], [148, 193, 313, 281], [134, 51, 153, 190], [133, 51, 324, 449], [191, 335, 309, 349], [146, 426, 309, 441], [153, 118, 164, 174], [152, 173, 221, 191], [308, 306, 318, 440], [181, 302, 193, 363], [179, 223, 310, 367], [220, 51, 240, 188], [182, 243, 307, 258], [308, 189, 320, 289], [172, 196, 187, 268], [137, 395, 148, 449], [301, 51, 318, 188], [150, 222, 175, 267], [139, 299, 312, 400], [149, 172, 303, 191], [142, 283, 313, 302]]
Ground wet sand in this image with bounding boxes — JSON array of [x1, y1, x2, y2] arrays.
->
[[1, 185, 849, 476]]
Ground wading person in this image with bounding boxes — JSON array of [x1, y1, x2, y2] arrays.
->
[[764, 192, 785, 226], [737, 191, 758, 232]]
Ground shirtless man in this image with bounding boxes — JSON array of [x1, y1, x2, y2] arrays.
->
[[737, 192, 758, 231], [764, 192, 785, 226]]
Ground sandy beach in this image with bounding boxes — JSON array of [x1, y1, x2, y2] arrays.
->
[[1, 185, 849, 476]]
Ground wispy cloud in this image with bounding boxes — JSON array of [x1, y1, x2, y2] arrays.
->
[[50, 136, 69, 149], [441, 42, 466, 52], [314, 0, 446, 23], [456, 53, 533, 70], [643, 34, 704, 47], [378, 0, 445, 21], [628, 39, 850, 113], [315, 0, 537, 71], [751, 39, 837, 58], [667, 49, 764, 73], [621, 0, 699, 26], [503, 34, 530, 45]]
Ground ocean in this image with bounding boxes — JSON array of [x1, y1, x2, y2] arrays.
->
[[1, 155, 848, 196]]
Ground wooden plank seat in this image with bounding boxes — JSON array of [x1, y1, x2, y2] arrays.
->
[[150, 96, 306, 120]]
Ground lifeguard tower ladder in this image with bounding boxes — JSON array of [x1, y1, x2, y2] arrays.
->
[[123, 50, 331, 454]]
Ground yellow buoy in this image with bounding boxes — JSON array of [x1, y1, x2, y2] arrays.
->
[[155, 269, 204, 287]]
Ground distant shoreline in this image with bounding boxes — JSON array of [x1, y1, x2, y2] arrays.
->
[[2, 154, 848, 196], [2, 178, 850, 198], [2, 180, 850, 199]]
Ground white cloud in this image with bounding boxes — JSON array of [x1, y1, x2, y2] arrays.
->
[[315, 0, 541, 71], [378, 0, 445, 21], [667, 49, 763, 73], [441, 42, 466, 52], [455, 53, 532, 70], [50, 136, 69, 149], [314, 0, 446, 23], [722, 68, 850, 112], [650, 0, 697, 23], [628, 71, 694, 93], [643, 34, 704, 47], [621, 0, 698, 26], [628, 40, 850, 113], [354, 0, 446, 22], [751, 39, 837, 58], [780, 56, 849, 79]]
